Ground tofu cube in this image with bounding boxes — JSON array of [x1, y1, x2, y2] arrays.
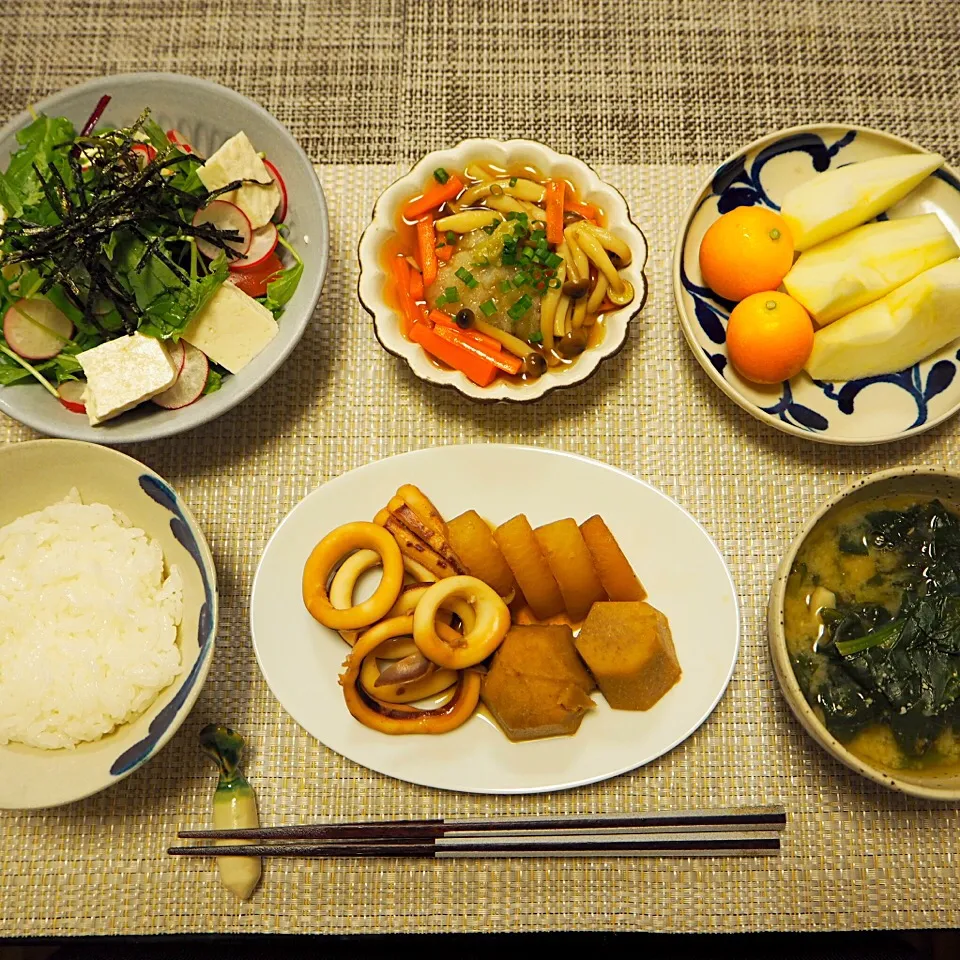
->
[[77, 334, 178, 426], [181, 282, 278, 374], [197, 131, 280, 228], [575, 602, 681, 710]]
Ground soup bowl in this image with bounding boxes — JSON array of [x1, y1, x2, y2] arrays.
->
[[768, 466, 960, 800], [358, 138, 648, 403]]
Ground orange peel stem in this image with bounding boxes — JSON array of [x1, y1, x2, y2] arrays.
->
[[303, 521, 404, 630], [413, 575, 510, 670]]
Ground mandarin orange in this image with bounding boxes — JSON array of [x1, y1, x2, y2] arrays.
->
[[726, 291, 813, 384], [699, 206, 794, 302]]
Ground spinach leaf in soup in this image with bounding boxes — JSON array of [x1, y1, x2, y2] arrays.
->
[[789, 498, 960, 765]]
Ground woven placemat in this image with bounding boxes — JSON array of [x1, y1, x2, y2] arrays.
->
[[0, 161, 958, 936], [1, 0, 959, 937]]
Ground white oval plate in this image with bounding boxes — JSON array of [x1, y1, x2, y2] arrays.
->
[[251, 445, 739, 795], [674, 124, 960, 445]]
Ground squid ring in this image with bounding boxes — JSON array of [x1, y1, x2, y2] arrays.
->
[[413, 575, 510, 670], [359, 654, 458, 704], [303, 522, 404, 630], [340, 619, 481, 735]]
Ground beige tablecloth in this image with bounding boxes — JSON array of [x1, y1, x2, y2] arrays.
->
[[1, 0, 960, 937]]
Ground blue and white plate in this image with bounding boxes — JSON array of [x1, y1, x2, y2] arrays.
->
[[673, 124, 960, 445]]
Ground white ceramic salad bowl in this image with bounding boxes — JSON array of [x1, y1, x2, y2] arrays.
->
[[0, 73, 329, 444], [358, 138, 648, 402], [0, 440, 218, 809]]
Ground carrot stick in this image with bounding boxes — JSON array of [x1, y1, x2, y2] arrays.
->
[[434, 324, 522, 375], [391, 255, 419, 335], [428, 310, 502, 351], [545, 180, 566, 245], [403, 174, 465, 221], [416, 217, 438, 286], [409, 321, 497, 386], [565, 197, 599, 222], [436, 244, 455, 263], [409, 269, 425, 301]]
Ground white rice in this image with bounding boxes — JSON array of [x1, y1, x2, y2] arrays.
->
[[0, 489, 183, 749]]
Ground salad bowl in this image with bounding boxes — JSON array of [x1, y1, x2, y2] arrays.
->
[[0, 440, 218, 809], [359, 138, 648, 403], [0, 73, 329, 444], [674, 124, 960, 445]]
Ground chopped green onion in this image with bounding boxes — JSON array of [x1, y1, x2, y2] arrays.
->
[[466, 277, 479, 289], [521, 247, 535, 260], [509, 176, 518, 187], [444, 286, 460, 303], [482, 223, 498, 235], [531, 229, 546, 244], [512, 273, 528, 287], [499, 280, 512, 293], [545, 252, 563, 268], [505, 211, 518, 221], [479, 299, 497, 317], [517, 212, 529, 223], [455, 267, 474, 284], [446, 231, 456, 245], [547, 277, 561, 288], [501, 253, 517, 266], [436, 242, 446, 249], [433, 168, 450, 184], [529, 331, 544, 343], [836, 620, 903, 657], [507, 294, 533, 321]]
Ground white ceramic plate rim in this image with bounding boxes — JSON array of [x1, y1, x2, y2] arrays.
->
[[358, 139, 649, 403], [250, 444, 740, 794], [0, 72, 329, 444], [672, 122, 960, 446], [767, 466, 960, 800]]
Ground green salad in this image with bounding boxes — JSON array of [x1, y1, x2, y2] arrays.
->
[[0, 95, 303, 422]]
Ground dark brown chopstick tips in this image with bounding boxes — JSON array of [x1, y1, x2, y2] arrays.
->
[[170, 806, 786, 860]]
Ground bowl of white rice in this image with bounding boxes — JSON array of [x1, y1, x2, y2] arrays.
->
[[0, 439, 217, 809]]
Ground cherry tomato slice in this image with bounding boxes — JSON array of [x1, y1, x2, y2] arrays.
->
[[228, 253, 284, 299]]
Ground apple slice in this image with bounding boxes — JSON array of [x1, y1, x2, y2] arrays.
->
[[57, 380, 87, 414], [784, 214, 960, 325], [229, 223, 279, 270], [192, 200, 252, 261], [806, 258, 960, 381], [781, 152, 944, 252], [3, 299, 74, 360], [152, 342, 209, 409]]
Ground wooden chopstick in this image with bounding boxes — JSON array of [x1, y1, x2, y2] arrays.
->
[[170, 806, 785, 859], [169, 829, 781, 859], [176, 805, 787, 842]]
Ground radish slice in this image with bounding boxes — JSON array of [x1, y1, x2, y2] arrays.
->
[[152, 343, 209, 409], [192, 200, 252, 261], [3, 299, 74, 360], [229, 223, 279, 271], [166, 129, 194, 153], [57, 380, 87, 414], [166, 338, 186, 376], [131, 142, 157, 167], [264, 159, 288, 222]]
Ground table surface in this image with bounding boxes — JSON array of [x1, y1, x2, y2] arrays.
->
[[2, 0, 960, 938]]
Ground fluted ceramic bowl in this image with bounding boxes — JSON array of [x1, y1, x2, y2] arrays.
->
[[0, 73, 328, 444], [768, 467, 960, 799], [0, 440, 217, 809], [359, 138, 648, 402]]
